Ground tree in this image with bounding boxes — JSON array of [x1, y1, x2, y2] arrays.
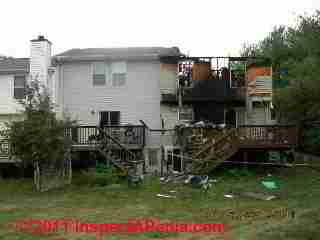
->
[[5, 80, 76, 191], [241, 11, 320, 154], [241, 11, 320, 124]]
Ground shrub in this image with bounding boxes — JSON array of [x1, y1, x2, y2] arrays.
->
[[73, 163, 122, 187]]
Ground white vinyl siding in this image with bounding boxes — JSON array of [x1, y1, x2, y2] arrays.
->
[[256, 76, 272, 93], [61, 61, 161, 132]]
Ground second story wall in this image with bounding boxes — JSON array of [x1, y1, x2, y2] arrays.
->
[[160, 63, 177, 94], [58, 60, 161, 129]]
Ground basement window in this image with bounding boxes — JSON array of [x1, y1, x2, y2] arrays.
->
[[14, 75, 26, 99]]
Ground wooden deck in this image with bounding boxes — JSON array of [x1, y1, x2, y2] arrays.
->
[[238, 125, 298, 150], [1, 125, 298, 164], [65, 125, 146, 151]]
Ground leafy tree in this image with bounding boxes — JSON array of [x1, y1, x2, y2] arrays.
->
[[5, 80, 76, 190], [241, 11, 320, 124]]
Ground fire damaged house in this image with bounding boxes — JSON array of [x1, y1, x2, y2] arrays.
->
[[0, 36, 298, 176], [161, 56, 275, 127], [159, 56, 297, 174]]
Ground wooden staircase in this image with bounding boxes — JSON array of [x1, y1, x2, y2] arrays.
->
[[95, 128, 144, 174], [187, 128, 239, 174]]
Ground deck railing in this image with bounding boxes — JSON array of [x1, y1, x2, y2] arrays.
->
[[65, 125, 146, 146], [238, 125, 298, 146], [0, 139, 10, 158], [0, 130, 10, 159]]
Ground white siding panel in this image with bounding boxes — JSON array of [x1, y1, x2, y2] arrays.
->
[[160, 105, 178, 129], [61, 60, 162, 136]]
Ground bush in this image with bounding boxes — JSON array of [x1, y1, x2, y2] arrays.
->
[[73, 163, 123, 187], [5, 80, 75, 190], [227, 168, 255, 177], [300, 124, 320, 155]]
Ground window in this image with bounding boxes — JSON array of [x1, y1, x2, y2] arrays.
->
[[252, 101, 264, 108], [149, 149, 158, 167], [93, 62, 106, 86], [165, 147, 182, 172], [99, 111, 120, 127], [178, 108, 193, 122], [14, 75, 26, 99], [111, 62, 126, 87]]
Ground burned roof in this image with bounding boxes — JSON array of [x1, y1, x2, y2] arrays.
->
[[53, 47, 181, 63], [0, 57, 30, 75]]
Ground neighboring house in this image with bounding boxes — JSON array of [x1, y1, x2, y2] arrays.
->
[[0, 36, 55, 130], [0, 57, 29, 130]]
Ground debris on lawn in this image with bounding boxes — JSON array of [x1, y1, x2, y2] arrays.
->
[[160, 173, 213, 191], [224, 194, 234, 198], [262, 181, 278, 189], [190, 175, 211, 190], [160, 172, 186, 184], [156, 194, 176, 198], [184, 175, 194, 184], [128, 173, 144, 187], [175, 120, 226, 129], [240, 192, 277, 201], [168, 190, 177, 193]]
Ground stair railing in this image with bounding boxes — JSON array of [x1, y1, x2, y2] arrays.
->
[[97, 127, 143, 165], [193, 128, 239, 160]]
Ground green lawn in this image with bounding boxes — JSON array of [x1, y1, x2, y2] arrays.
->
[[0, 166, 319, 240]]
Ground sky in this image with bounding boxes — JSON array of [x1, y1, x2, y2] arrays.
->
[[1, 0, 319, 58]]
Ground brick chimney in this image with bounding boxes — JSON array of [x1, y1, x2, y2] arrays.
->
[[30, 35, 52, 86]]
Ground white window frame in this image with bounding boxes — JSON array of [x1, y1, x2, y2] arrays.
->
[[92, 62, 107, 87], [13, 75, 26, 100], [111, 62, 127, 87]]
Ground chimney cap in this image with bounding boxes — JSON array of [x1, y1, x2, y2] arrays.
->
[[31, 35, 52, 44]]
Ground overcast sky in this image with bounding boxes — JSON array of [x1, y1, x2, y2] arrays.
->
[[1, 0, 319, 58]]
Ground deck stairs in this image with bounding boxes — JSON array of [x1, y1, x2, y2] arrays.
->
[[186, 128, 239, 174], [94, 128, 144, 174]]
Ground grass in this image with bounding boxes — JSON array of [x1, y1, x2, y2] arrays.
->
[[0, 166, 320, 239]]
